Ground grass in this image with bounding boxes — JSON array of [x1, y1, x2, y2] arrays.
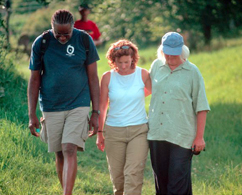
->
[[0, 38, 242, 194]]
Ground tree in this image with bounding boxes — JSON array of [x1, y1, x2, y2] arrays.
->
[[159, 0, 242, 46], [88, 0, 171, 47], [0, 0, 10, 46], [0, 0, 49, 47], [5, 0, 11, 46], [2, 0, 242, 50]]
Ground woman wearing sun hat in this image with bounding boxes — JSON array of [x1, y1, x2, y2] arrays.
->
[[148, 32, 210, 194]]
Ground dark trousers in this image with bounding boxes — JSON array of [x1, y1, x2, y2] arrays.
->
[[149, 140, 193, 195]]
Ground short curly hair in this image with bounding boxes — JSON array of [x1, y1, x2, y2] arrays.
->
[[106, 39, 139, 70]]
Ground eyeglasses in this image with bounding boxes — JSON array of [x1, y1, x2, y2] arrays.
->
[[114, 46, 130, 51], [54, 32, 72, 38], [54, 28, 73, 38]]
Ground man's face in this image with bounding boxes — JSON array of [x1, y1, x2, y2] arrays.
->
[[53, 23, 73, 44], [80, 8, 90, 17]]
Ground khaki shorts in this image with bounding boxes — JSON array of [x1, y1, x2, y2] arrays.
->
[[42, 107, 90, 153]]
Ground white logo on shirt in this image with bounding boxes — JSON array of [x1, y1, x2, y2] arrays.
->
[[66, 45, 75, 57]]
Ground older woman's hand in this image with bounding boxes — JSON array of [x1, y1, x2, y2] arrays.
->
[[192, 111, 207, 153], [192, 137, 205, 153]]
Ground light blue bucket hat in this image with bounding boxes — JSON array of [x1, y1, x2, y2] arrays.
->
[[162, 32, 184, 55]]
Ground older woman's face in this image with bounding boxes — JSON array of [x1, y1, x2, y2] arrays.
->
[[164, 54, 183, 67], [115, 55, 133, 75]]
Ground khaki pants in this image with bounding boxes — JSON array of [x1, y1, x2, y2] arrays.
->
[[104, 123, 149, 195]]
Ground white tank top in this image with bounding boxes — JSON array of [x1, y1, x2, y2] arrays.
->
[[106, 66, 148, 127]]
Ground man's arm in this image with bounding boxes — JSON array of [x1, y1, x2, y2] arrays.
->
[[93, 39, 102, 46], [28, 70, 41, 137], [92, 21, 102, 46], [86, 62, 100, 137]]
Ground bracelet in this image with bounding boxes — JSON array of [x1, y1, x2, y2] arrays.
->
[[97, 130, 104, 133], [92, 110, 100, 115]]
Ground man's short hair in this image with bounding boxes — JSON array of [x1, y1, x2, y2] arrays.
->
[[79, 3, 91, 11]]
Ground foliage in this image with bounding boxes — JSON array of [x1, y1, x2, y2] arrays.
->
[[13, 0, 171, 48], [20, 8, 52, 42], [10, 0, 80, 44], [159, 0, 242, 46], [71, 0, 172, 47], [4, 0, 242, 51], [0, 41, 29, 124], [11, 0, 49, 14]]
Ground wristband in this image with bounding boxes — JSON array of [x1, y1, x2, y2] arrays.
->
[[92, 110, 100, 115]]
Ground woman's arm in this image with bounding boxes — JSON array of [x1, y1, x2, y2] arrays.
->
[[142, 68, 152, 97], [192, 110, 208, 152], [96, 71, 110, 152]]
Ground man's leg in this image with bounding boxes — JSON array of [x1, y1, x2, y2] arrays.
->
[[55, 151, 64, 188], [60, 107, 90, 195], [42, 111, 65, 189], [62, 143, 78, 195]]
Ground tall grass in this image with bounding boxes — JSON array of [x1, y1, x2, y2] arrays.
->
[[0, 39, 242, 194]]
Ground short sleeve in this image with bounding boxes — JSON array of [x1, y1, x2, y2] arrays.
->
[[29, 35, 42, 71], [192, 67, 210, 113], [85, 35, 100, 65], [149, 59, 161, 79]]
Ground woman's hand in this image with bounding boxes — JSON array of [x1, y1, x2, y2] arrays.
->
[[192, 110, 208, 154], [96, 132, 105, 152], [192, 137, 205, 153]]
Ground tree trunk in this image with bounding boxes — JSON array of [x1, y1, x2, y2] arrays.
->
[[5, 0, 12, 48], [203, 23, 211, 46]]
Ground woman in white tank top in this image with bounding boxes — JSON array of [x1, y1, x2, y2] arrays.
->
[[96, 40, 151, 195]]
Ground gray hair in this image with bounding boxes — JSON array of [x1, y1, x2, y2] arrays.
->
[[157, 45, 190, 64]]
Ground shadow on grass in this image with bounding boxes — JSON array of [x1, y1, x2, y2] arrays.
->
[[191, 102, 242, 192], [205, 103, 242, 164]]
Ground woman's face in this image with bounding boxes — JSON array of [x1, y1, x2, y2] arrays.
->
[[53, 23, 73, 44], [164, 54, 183, 67], [115, 55, 133, 75]]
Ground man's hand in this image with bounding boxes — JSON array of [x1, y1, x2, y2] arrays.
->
[[29, 114, 40, 137], [88, 113, 99, 137]]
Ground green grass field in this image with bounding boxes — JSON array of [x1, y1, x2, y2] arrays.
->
[[0, 42, 242, 194]]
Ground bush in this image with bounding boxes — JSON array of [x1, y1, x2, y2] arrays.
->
[[21, 8, 52, 42], [0, 36, 29, 124]]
